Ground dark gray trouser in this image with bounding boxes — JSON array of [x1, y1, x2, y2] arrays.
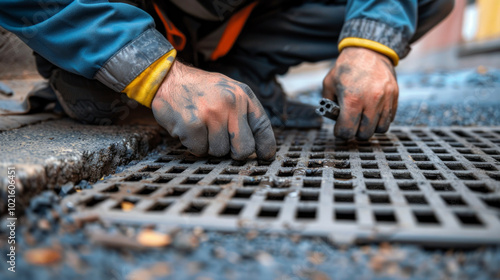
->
[[205, 0, 454, 92]]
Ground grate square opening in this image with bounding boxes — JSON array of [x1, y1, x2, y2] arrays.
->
[[230, 160, 246, 167], [398, 182, 420, 191], [147, 201, 172, 212], [445, 163, 466, 170], [114, 198, 138, 211], [438, 155, 456, 161], [411, 155, 429, 161], [482, 197, 500, 210], [465, 183, 492, 194], [303, 179, 322, 188], [180, 159, 197, 164], [442, 195, 467, 206], [154, 176, 174, 184], [474, 164, 497, 171], [457, 149, 473, 155], [198, 188, 221, 198], [140, 165, 162, 172], [306, 169, 323, 177], [165, 188, 188, 197], [402, 142, 417, 147], [334, 181, 353, 190], [155, 157, 171, 163], [207, 158, 224, 165], [278, 170, 295, 177], [464, 155, 485, 162], [417, 163, 437, 170], [243, 178, 260, 186], [382, 147, 398, 153], [251, 169, 267, 176], [124, 173, 150, 182], [258, 206, 280, 218], [258, 160, 273, 166], [389, 163, 407, 170], [223, 168, 240, 175], [183, 202, 207, 214], [220, 203, 244, 216], [431, 183, 455, 192], [361, 162, 378, 169], [195, 168, 213, 174], [407, 148, 423, 153], [488, 173, 500, 181], [335, 209, 357, 222], [233, 189, 254, 199], [385, 155, 402, 161], [181, 177, 203, 185], [310, 153, 325, 159], [167, 167, 187, 174], [308, 161, 323, 168], [102, 184, 120, 193], [84, 195, 108, 207], [300, 192, 319, 202], [282, 159, 298, 167], [360, 154, 376, 160], [266, 192, 287, 201], [432, 148, 449, 154], [365, 182, 385, 190], [405, 195, 428, 205], [286, 153, 301, 159], [213, 178, 232, 185], [363, 171, 382, 179], [296, 207, 317, 220], [334, 171, 353, 180], [374, 211, 397, 223], [454, 173, 477, 181], [369, 194, 391, 204], [482, 149, 499, 155], [413, 211, 440, 225], [136, 185, 159, 195], [334, 194, 354, 203], [393, 172, 413, 180], [424, 172, 445, 180], [455, 212, 483, 226]]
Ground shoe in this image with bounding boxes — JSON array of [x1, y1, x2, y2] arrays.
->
[[205, 64, 323, 128], [49, 69, 132, 125]]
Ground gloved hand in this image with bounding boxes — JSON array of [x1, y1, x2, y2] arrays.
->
[[322, 47, 399, 140], [152, 61, 276, 160]]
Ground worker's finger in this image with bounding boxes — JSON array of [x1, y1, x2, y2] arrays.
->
[[334, 97, 362, 140], [375, 105, 392, 134], [207, 120, 231, 157], [247, 101, 276, 160], [356, 109, 381, 141], [228, 109, 255, 161], [391, 86, 399, 122], [179, 120, 209, 157], [322, 73, 336, 100]]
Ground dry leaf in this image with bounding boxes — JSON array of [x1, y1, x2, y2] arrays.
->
[[25, 248, 61, 265], [137, 229, 171, 247]]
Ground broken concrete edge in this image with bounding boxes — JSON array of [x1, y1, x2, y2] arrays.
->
[[0, 124, 163, 216]]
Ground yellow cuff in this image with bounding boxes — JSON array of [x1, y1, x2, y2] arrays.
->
[[338, 37, 399, 66], [123, 49, 177, 107]]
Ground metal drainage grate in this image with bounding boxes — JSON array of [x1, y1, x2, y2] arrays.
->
[[62, 126, 500, 245]]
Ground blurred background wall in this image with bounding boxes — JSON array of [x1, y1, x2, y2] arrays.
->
[[399, 0, 500, 72]]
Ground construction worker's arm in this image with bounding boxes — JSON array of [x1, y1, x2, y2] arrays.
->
[[0, 1, 275, 160], [323, 0, 418, 140]]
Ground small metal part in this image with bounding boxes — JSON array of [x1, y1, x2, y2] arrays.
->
[[316, 98, 340, 121]]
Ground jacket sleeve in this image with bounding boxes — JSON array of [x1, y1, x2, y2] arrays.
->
[[0, 0, 175, 107], [339, 0, 418, 65]]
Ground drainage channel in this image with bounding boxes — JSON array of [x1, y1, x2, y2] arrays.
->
[[62, 126, 500, 246]]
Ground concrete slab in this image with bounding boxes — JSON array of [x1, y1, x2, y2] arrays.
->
[[0, 118, 162, 213]]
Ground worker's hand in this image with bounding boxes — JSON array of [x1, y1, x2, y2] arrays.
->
[[151, 61, 276, 160], [322, 47, 398, 140]]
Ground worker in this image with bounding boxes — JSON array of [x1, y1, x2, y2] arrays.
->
[[0, 0, 453, 160]]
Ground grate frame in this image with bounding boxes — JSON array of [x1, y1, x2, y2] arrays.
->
[[62, 126, 500, 245]]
